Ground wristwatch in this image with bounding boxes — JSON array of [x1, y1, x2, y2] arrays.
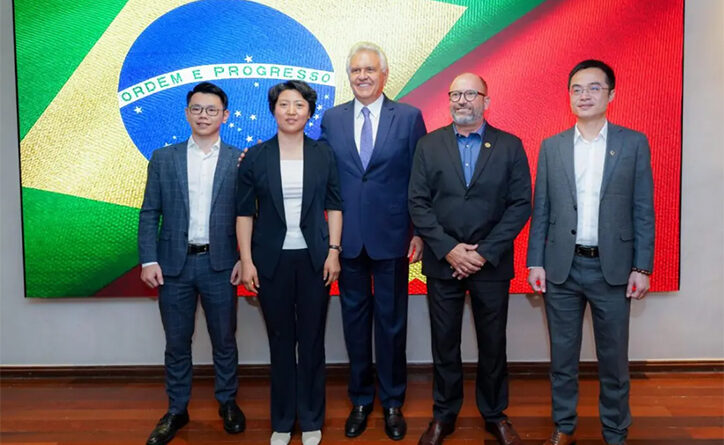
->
[[329, 244, 342, 252]]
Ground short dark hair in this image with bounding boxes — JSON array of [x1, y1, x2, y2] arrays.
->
[[568, 59, 616, 90], [186, 82, 228, 109], [267, 80, 317, 117]]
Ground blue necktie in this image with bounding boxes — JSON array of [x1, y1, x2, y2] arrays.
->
[[359, 107, 373, 169]]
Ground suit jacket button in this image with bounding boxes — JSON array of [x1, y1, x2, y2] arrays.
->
[[362, 176, 367, 182], [571, 229, 576, 235], [573, 205, 577, 211]]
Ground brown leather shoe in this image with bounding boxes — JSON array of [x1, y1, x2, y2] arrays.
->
[[418, 419, 455, 445], [542, 429, 576, 445], [486, 419, 523, 445]]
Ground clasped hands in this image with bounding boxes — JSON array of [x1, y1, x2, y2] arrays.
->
[[445, 243, 486, 279]]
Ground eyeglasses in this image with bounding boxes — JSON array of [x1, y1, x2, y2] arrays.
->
[[188, 105, 222, 116], [448, 90, 486, 102], [569, 84, 610, 97]]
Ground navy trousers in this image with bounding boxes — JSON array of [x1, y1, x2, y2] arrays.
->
[[339, 249, 409, 408], [545, 255, 631, 444], [158, 252, 238, 414]]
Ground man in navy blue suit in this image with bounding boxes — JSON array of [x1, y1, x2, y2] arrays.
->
[[320, 41, 427, 441], [138, 82, 245, 445]]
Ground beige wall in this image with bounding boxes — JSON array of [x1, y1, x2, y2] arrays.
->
[[2, 1, 722, 365]]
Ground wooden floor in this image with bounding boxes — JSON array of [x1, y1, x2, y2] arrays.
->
[[1, 373, 722, 444]]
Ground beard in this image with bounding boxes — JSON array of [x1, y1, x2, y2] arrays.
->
[[451, 105, 483, 126]]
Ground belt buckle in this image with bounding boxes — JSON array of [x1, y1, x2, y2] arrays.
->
[[188, 244, 209, 255], [576, 245, 597, 258]]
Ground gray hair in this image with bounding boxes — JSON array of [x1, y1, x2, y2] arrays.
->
[[345, 41, 389, 74]]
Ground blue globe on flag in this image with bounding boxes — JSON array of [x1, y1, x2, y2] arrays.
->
[[118, 0, 336, 159]]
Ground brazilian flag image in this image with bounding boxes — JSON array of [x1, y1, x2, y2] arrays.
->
[[15, 0, 682, 297]]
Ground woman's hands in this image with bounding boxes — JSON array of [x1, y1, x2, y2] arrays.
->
[[241, 259, 260, 294], [323, 250, 341, 286]]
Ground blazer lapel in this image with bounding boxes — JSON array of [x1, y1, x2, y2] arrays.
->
[[367, 96, 394, 169], [300, 137, 316, 224], [341, 101, 365, 174], [442, 125, 467, 189], [468, 123, 496, 186], [599, 124, 623, 198], [172, 142, 190, 216], [557, 128, 578, 204], [265, 137, 286, 222], [210, 143, 233, 209]]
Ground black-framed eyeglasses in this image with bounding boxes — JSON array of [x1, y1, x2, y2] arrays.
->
[[569, 84, 610, 96], [188, 104, 222, 116], [448, 90, 486, 102]]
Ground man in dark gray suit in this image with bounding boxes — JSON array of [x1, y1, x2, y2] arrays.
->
[[527, 60, 655, 445], [409, 73, 530, 445], [138, 82, 245, 445]]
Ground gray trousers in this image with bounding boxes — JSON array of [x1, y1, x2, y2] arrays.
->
[[545, 255, 631, 444]]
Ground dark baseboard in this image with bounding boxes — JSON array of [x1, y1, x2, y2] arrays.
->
[[1, 360, 721, 382]]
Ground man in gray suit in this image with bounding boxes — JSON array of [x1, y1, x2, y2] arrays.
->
[[138, 82, 245, 445], [527, 60, 655, 445]]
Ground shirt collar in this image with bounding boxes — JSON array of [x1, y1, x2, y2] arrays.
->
[[574, 120, 608, 144], [354, 94, 385, 119], [453, 121, 486, 139], [188, 136, 221, 154]]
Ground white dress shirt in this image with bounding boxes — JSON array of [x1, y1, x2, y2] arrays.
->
[[280, 159, 308, 250], [353, 94, 384, 154], [187, 137, 220, 245], [574, 122, 608, 246]]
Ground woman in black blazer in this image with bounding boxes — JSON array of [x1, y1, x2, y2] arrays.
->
[[236, 80, 342, 445]]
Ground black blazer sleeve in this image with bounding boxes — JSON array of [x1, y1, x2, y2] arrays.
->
[[476, 137, 532, 267], [323, 143, 343, 211], [236, 147, 258, 217]]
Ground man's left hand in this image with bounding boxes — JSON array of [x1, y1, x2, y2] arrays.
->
[[452, 249, 486, 279], [626, 271, 650, 299], [408, 236, 423, 263], [236, 147, 249, 167], [230, 260, 242, 285], [236, 140, 263, 167]]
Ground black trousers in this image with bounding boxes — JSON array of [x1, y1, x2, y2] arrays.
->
[[258, 249, 330, 432], [426, 277, 511, 424]]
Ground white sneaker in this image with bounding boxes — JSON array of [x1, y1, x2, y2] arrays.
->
[[302, 429, 322, 445], [270, 431, 291, 445]]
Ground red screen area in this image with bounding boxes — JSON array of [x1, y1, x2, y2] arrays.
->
[[401, 0, 682, 294]]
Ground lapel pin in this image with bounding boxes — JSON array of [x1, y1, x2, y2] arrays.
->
[[609, 150, 615, 156], [484, 142, 491, 148]]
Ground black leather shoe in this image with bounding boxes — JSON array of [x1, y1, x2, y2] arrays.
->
[[146, 411, 189, 445], [218, 401, 246, 434], [485, 419, 523, 445], [383, 407, 407, 440], [418, 419, 455, 445], [345, 404, 373, 438]]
